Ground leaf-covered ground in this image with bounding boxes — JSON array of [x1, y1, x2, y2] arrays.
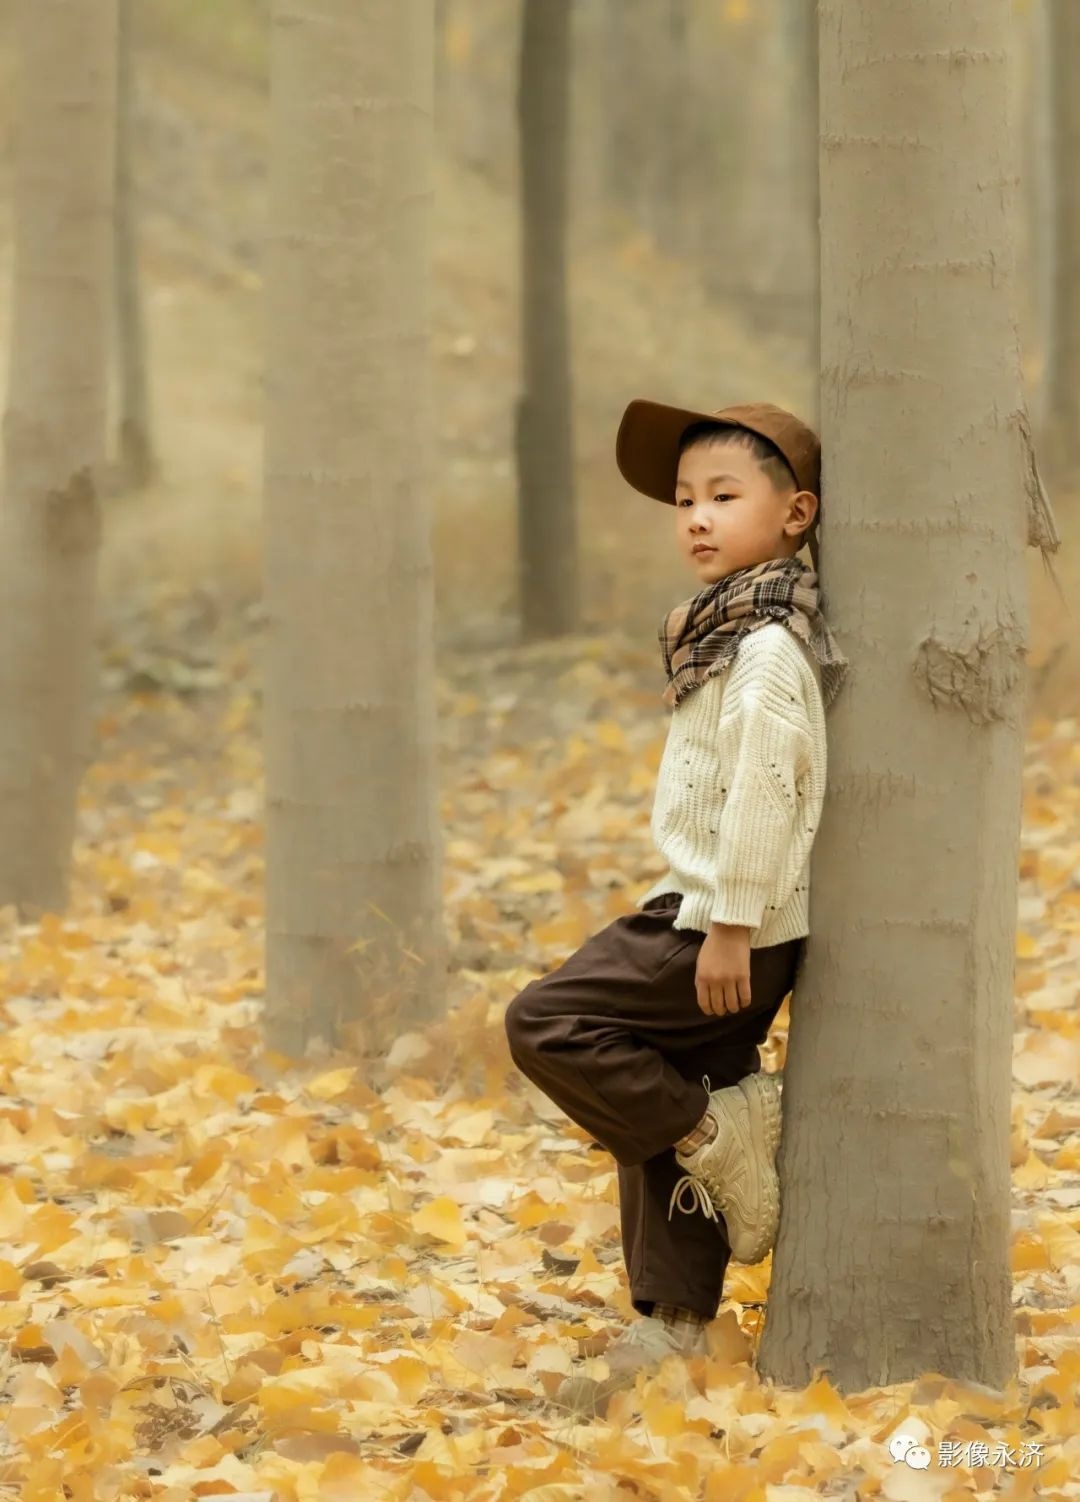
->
[[0, 587, 1077, 1501]]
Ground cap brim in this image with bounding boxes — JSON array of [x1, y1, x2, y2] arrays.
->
[[615, 398, 740, 504]]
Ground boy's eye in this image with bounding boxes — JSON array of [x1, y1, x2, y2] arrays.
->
[[676, 494, 733, 505]]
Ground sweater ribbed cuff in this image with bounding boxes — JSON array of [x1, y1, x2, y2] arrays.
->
[[709, 876, 772, 930], [672, 882, 765, 934]]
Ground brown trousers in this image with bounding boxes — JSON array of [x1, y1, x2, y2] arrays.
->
[[504, 891, 804, 1320]]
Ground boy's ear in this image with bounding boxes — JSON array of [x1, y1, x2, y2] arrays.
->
[[789, 489, 818, 531]]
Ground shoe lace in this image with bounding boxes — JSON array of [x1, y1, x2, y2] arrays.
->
[[667, 1073, 731, 1224], [668, 1171, 725, 1223]]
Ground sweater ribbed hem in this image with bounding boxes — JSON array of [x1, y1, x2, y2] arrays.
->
[[635, 873, 808, 948]]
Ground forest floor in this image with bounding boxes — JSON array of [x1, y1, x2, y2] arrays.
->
[[0, 604, 1077, 1497], [0, 10, 1077, 1499]]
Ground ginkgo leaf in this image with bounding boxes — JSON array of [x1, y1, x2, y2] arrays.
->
[[306, 1066, 356, 1100], [414, 1196, 468, 1248]]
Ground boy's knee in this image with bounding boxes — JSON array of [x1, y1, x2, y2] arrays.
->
[[504, 982, 542, 1058]]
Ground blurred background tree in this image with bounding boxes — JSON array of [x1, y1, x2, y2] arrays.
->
[[0, 0, 117, 914], [0, 0, 1070, 927], [259, 0, 444, 1058], [516, 0, 578, 641], [0, 0, 1060, 671], [113, 0, 157, 492]]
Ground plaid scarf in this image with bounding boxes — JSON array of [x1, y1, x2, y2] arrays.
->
[[659, 556, 849, 711]]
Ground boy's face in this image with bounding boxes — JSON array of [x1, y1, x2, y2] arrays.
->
[[673, 437, 817, 583]]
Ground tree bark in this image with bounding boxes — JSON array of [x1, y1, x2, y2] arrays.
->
[[515, 0, 579, 640], [1031, 1, 1052, 441], [781, 0, 820, 391], [113, 0, 156, 491], [599, 0, 641, 221], [0, 0, 117, 916], [262, 0, 445, 1059], [759, 0, 1027, 1392], [1046, 0, 1080, 474]]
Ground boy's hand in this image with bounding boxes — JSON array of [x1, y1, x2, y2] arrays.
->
[[695, 923, 753, 1015]]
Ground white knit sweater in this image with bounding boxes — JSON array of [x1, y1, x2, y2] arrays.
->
[[635, 622, 827, 946]]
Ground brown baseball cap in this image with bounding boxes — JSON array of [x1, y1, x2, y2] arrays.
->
[[615, 398, 820, 503]]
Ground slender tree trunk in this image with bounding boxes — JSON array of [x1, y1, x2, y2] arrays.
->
[[599, 0, 640, 222], [792, 0, 822, 538], [760, 0, 1030, 1391], [1046, 0, 1080, 474], [783, 0, 820, 402], [262, 0, 445, 1059], [808, 1, 821, 434], [114, 0, 156, 490], [1026, 0, 1052, 441], [0, 0, 117, 917], [515, 0, 579, 640]]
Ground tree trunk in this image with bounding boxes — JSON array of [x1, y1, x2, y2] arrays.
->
[[1046, 0, 1080, 475], [515, 0, 579, 640], [599, 0, 640, 222], [261, 0, 445, 1059], [759, 0, 1027, 1392], [113, 0, 156, 491], [1030, 0, 1053, 441], [780, 0, 820, 390], [0, 0, 117, 917], [1017, 0, 1049, 438]]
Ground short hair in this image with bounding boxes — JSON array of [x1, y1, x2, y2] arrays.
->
[[676, 419, 819, 556], [676, 420, 797, 494]]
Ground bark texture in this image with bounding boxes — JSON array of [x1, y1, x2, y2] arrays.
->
[[262, 0, 445, 1058], [515, 0, 579, 640], [0, 0, 117, 915], [114, 0, 155, 490], [1047, 0, 1080, 470], [758, 0, 1027, 1392]]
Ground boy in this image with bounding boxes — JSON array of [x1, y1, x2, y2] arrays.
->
[[504, 399, 849, 1415]]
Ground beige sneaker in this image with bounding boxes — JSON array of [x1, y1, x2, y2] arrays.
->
[[555, 1315, 708, 1416], [667, 1069, 783, 1264]]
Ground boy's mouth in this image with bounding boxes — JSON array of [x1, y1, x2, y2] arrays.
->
[[692, 545, 716, 557]]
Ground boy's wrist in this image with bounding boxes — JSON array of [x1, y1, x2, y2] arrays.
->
[[709, 920, 752, 934]]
